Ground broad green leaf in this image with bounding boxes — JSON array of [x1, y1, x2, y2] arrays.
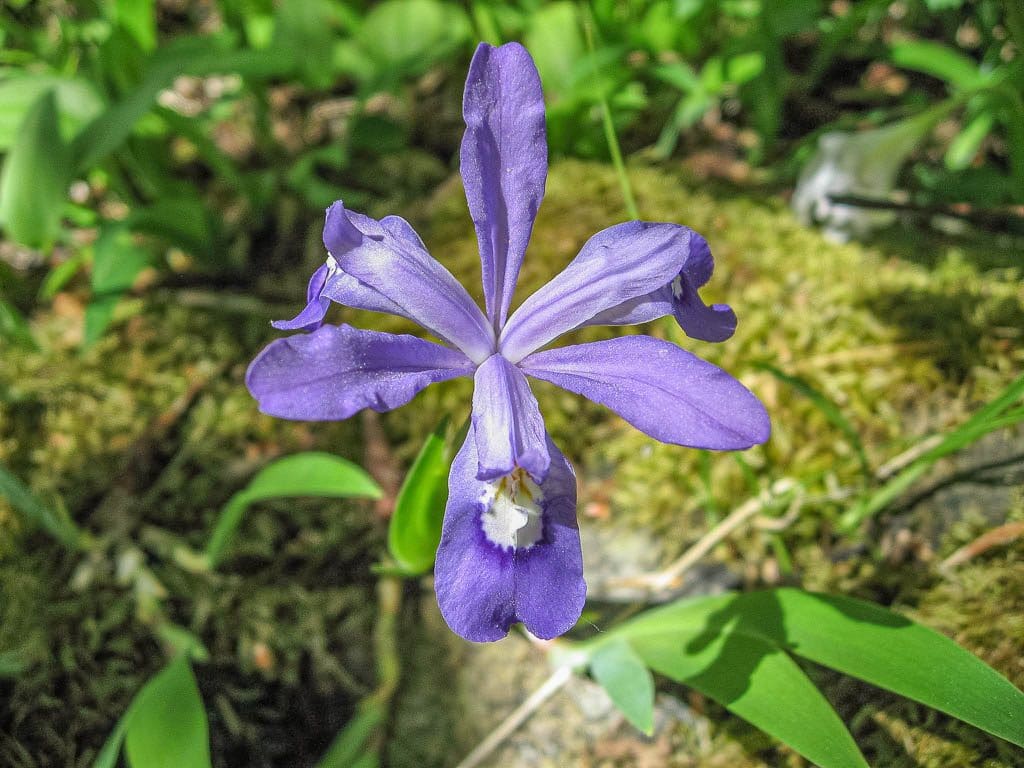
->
[[756, 363, 870, 477], [316, 699, 384, 768], [206, 452, 381, 567], [357, 0, 470, 83], [271, 0, 339, 88], [0, 462, 82, 548], [128, 197, 216, 258], [124, 657, 211, 768], [0, 74, 103, 149], [726, 52, 766, 85], [740, 589, 1024, 748], [890, 40, 985, 89], [590, 639, 655, 735], [0, 89, 69, 248], [108, 0, 158, 52], [387, 418, 451, 574], [946, 110, 995, 170], [525, 2, 585, 102], [630, 627, 868, 768]]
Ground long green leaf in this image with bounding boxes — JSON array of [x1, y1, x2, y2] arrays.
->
[[124, 656, 211, 768], [0, 462, 83, 548], [206, 452, 381, 567], [316, 699, 384, 768], [740, 589, 1024, 748], [0, 298, 38, 349], [630, 627, 868, 768], [0, 89, 70, 248], [387, 418, 451, 574], [890, 40, 985, 89], [590, 639, 655, 735], [842, 372, 1024, 528]]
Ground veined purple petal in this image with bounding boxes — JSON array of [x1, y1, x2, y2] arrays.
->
[[434, 426, 585, 642], [461, 42, 548, 331], [584, 231, 737, 342], [499, 222, 699, 362], [520, 335, 769, 449], [323, 201, 495, 363], [471, 354, 550, 482], [246, 324, 474, 420]]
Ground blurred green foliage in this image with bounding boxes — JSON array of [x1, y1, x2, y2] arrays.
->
[[0, 0, 1021, 346]]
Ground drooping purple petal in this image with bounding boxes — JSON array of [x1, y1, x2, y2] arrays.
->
[[246, 324, 474, 420], [499, 222, 701, 362], [461, 42, 548, 330], [584, 231, 738, 342], [471, 354, 550, 482], [323, 201, 495, 363], [434, 426, 585, 642], [520, 335, 770, 449], [272, 256, 410, 332], [272, 262, 334, 331]]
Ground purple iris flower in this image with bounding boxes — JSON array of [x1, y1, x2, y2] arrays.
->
[[246, 42, 769, 642]]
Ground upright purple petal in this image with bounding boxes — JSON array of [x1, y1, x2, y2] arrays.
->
[[246, 324, 474, 420], [499, 222, 700, 362], [471, 354, 550, 482], [323, 202, 495, 363], [520, 335, 769, 449], [434, 426, 585, 642], [584, 231, 738, 342], [461, 42, 548, 330]]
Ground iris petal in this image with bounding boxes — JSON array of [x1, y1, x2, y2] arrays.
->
[[324, 201, 495, 363], [246, 324, 474, 421], [471, 354, 550, 482], [521, 335, 770, 449], [434, 425, 585, 642], [461, 42, 548, 330], [584, 231, 737, 342], [499, 222, 699, 362]]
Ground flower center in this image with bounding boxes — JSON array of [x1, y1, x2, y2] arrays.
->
[[480, 467, 544, 551]]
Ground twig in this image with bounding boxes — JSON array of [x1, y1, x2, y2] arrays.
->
[[940, 521, 1024, 571], [607, 479, 799, 598], [454, 665, 574, 768], [875, 435, 944, 480]]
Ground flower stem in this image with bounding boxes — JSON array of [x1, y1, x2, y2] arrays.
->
[[581, 5, 640, 220]]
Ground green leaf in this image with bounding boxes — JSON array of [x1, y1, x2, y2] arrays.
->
[[316, 699, 384, 768], [70, 35, 291, 173], [0, 298, 37, 349], [0, 89, 70, 248], [0, 74, 103, 150], [590, 639, 655, 735], [946, 109, 995, 170], [748, 590, 1024, 748], [525, 2, 586, 102], [206, 452, 381, 567], [107, 0, 158, 52], [0, 461, 83, 548], [629, 624, 868, 768], [387, 418, 451, 574], [356, 0, 471, 83], [124, 657, 212, 768], [756, 363, 870, 477], [842, 372, 1024, 528], [84, 225, 150, 347], [890, 40, 985, 89]]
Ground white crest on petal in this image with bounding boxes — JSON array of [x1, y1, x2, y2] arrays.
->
[[479, 468, 544, 551]]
